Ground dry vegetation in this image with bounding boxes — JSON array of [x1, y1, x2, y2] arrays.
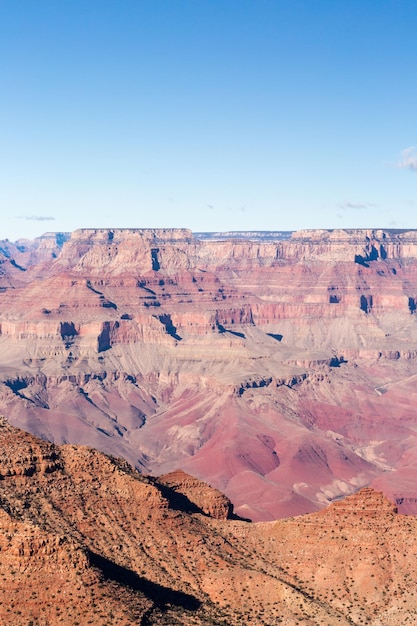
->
[[1, 417, 417, 625]]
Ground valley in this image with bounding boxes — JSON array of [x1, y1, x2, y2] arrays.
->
[[1, 228, 417, 520]]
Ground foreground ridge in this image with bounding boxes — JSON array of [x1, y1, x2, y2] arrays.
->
[[1, 418, 417, 625]]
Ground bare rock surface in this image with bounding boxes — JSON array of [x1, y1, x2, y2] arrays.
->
[[158, 469, 234, 519], [2, 228, 417, 520]]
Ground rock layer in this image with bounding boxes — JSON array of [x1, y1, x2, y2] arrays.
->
[[2, 228, 417, 519]]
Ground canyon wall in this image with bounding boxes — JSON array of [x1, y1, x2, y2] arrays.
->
[[1, 227, 417, 520]]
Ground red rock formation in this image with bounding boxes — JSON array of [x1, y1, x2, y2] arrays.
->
[[158, 469, 234, 519], [2, 228, 417, 520]]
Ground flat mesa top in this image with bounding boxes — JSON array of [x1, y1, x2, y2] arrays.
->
[[8, 227, 417, 248], [69, 227, 417, 244]]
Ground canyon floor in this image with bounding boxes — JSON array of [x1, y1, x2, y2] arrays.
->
[[1, 227, 417, 522]]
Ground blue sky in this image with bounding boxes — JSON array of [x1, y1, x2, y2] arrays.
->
[[1, 0, 416, 241]]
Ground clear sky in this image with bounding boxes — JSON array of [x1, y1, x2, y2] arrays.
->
[[1, 0, 416, 241]]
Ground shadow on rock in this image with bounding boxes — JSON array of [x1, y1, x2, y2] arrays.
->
[[87, 551, 201, 611]]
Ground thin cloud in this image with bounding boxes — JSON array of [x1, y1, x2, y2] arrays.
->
[[338, 202, 373, 211], [18, 215, 55, 222], [397, 146, 417, 172]]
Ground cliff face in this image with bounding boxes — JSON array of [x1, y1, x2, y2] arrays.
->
[[2, 228, 417, 520], [1, 419, 417, 625]]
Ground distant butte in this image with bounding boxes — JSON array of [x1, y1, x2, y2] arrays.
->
[[2, 227, 417, 520]]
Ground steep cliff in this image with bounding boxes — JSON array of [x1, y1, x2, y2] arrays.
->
[[1, 228, 417, 520]]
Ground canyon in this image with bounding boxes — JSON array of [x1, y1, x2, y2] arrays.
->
[[1, 416, 417, 625], [1, 227, 417, 521]]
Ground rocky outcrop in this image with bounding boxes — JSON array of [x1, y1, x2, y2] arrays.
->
[[0, 415, 62, 477], [320, 486, 398, 517], [158, 469, 234, 519]]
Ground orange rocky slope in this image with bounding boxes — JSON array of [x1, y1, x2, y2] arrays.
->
[[1, 418, 417, 625]]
